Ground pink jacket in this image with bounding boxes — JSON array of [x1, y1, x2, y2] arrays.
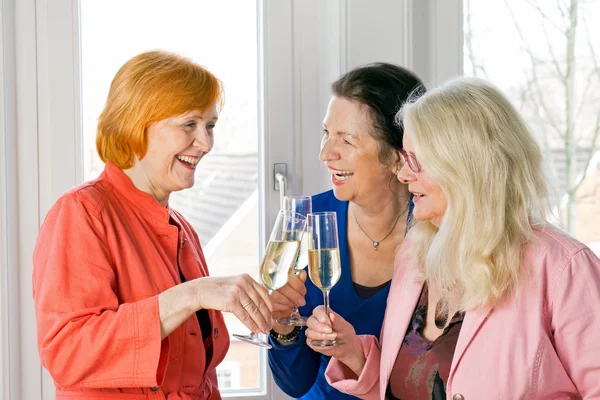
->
[[325, 225, 600, 399]]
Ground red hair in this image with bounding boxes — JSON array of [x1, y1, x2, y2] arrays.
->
[[96, 50, 223, 169]]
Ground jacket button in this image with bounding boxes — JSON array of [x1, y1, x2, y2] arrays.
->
[[150, 387, 159, 392], [213, 328, 219, 339], [452, 394, 464, 400]]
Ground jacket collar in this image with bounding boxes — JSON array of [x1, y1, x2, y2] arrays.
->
[[381, 241, 424, 386], [381, 235, 494, 391], [103, 161, 171, 225], [448, 303, 493, 384]]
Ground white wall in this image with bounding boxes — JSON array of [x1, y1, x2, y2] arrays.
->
[[0, 0, 19, 398]]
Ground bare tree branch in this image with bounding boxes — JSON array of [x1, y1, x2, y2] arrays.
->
[[574, 110, 600, 192], [504, 0, 564, 135], [582, 10, 600, 82], [541, 17, 566, 79], [464, 0, 489, 78], [557, 0, 568, 18], [518, 74, 536, 109], [575, 69, 597, 121], [522, 77, 553, 149], [524, 0, 567, 33]]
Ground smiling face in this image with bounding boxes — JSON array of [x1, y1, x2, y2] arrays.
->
[[320, 96, 396, 204], [126, 105, 218, 205], [396, 132, 447, 227]]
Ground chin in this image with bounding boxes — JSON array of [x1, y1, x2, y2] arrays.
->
[[177, 179, 195, 191], [411, 211, 428, 223], [331, 186, 352, 201]]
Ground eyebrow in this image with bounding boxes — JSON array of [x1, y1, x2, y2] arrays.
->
[[322, 124, 359, 140], [186, 113, 218, 122]]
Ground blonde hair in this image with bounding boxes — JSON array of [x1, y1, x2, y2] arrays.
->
[[97, 50, 223, 169], [399, 77, 549, 309]]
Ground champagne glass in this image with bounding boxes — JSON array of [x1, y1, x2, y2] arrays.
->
[[306, 212, 346, 347], [276, 195, 312, 326], [233, 210, 306, 349]]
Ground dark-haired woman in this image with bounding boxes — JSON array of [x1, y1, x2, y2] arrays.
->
[[267, 63, 425, 399]]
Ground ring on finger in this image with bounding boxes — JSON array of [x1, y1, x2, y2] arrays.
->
[[241, 300, 253, 309]]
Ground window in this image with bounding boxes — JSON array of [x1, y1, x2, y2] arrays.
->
[[463, 0, 600, 253], [81, 0, 264, 393], [217, 361, 242, 389]]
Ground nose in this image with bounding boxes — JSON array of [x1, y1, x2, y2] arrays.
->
[[193, 127, 213, 154], [396, 163, 416, 184], [319, 136, 340, 162]]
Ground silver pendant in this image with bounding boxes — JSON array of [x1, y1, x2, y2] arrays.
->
[[373, 241, 379, 250]]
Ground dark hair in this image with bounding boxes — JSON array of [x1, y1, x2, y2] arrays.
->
[[331, 62, 425, 165]]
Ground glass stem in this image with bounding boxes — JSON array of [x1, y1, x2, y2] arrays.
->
[[291, 306, 300, 318], [323, 289, 331, 319], [291, 271, 302, 319]]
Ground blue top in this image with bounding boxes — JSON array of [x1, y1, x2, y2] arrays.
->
[[268, 190, 412, 399]]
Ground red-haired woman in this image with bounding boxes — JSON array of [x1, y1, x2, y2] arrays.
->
[[32, 50, 273, 400]]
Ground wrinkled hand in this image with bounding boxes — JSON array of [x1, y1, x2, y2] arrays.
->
[[195, 274, 273, 334], [270, 270, 307, 334], [306, 306, 366, 376]]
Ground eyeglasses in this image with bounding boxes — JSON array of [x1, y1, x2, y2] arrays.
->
[[399, 150, 421, 173]]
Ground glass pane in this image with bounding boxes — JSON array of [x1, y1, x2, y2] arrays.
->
[[463, 0, 600, 255], [80, 0, 263, 393]]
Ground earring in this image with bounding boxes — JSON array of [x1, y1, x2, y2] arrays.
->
[[395, 167, 403, 180]]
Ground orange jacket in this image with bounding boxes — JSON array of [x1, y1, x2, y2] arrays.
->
[[33, 162, 229, 400]]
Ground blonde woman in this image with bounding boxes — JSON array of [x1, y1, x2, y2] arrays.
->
[[305, 77, 600, 399]]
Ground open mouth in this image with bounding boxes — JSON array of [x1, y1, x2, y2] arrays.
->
[[176, 155, 200, 168], [330, 169, 354, 181]]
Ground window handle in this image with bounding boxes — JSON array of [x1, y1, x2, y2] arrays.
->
[[274, 163, 287, 209]]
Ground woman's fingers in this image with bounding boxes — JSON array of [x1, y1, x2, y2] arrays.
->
[[275, 283, 305, 308], [269, 271, 307, 314], [310, 305, 331, 325], [269, 290, 296, 311], [236, 276, 272, 333], [249, 278, 274, 328], [232, 305, 262, 334], [287, 271, 308, 295], [305, 313, 337, 342]]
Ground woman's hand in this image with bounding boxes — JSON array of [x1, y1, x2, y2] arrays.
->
[[270, 270, 308, 335], [305, 306, 366, 378], [194, 274, 274, 334]]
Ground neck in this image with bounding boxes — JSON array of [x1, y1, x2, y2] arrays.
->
[[123, 165, 170, 207], [352, 184, 409, 220], [350, 185, 410, 239]]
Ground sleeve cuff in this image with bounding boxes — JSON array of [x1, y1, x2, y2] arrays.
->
[[268, 328, 306, 350], [325, 335, 381, 399], [131, 295, 170, 387]]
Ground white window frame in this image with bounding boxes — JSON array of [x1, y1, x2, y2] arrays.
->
[[0, 0, 463, 399]]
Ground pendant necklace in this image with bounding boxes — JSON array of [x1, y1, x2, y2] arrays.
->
[[352, 208, 402, 251]]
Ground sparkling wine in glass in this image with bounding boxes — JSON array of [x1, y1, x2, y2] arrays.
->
[[233, 210, 306, 349], [276, 195, 312, 326], [307, 211, 346, 347]]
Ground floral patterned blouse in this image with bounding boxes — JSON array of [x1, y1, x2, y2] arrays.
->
[[387, 284, 464, 400]]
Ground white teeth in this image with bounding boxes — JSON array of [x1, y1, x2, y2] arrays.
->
[[330, 169, 353, 179], [177, 155, 199, 166]]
